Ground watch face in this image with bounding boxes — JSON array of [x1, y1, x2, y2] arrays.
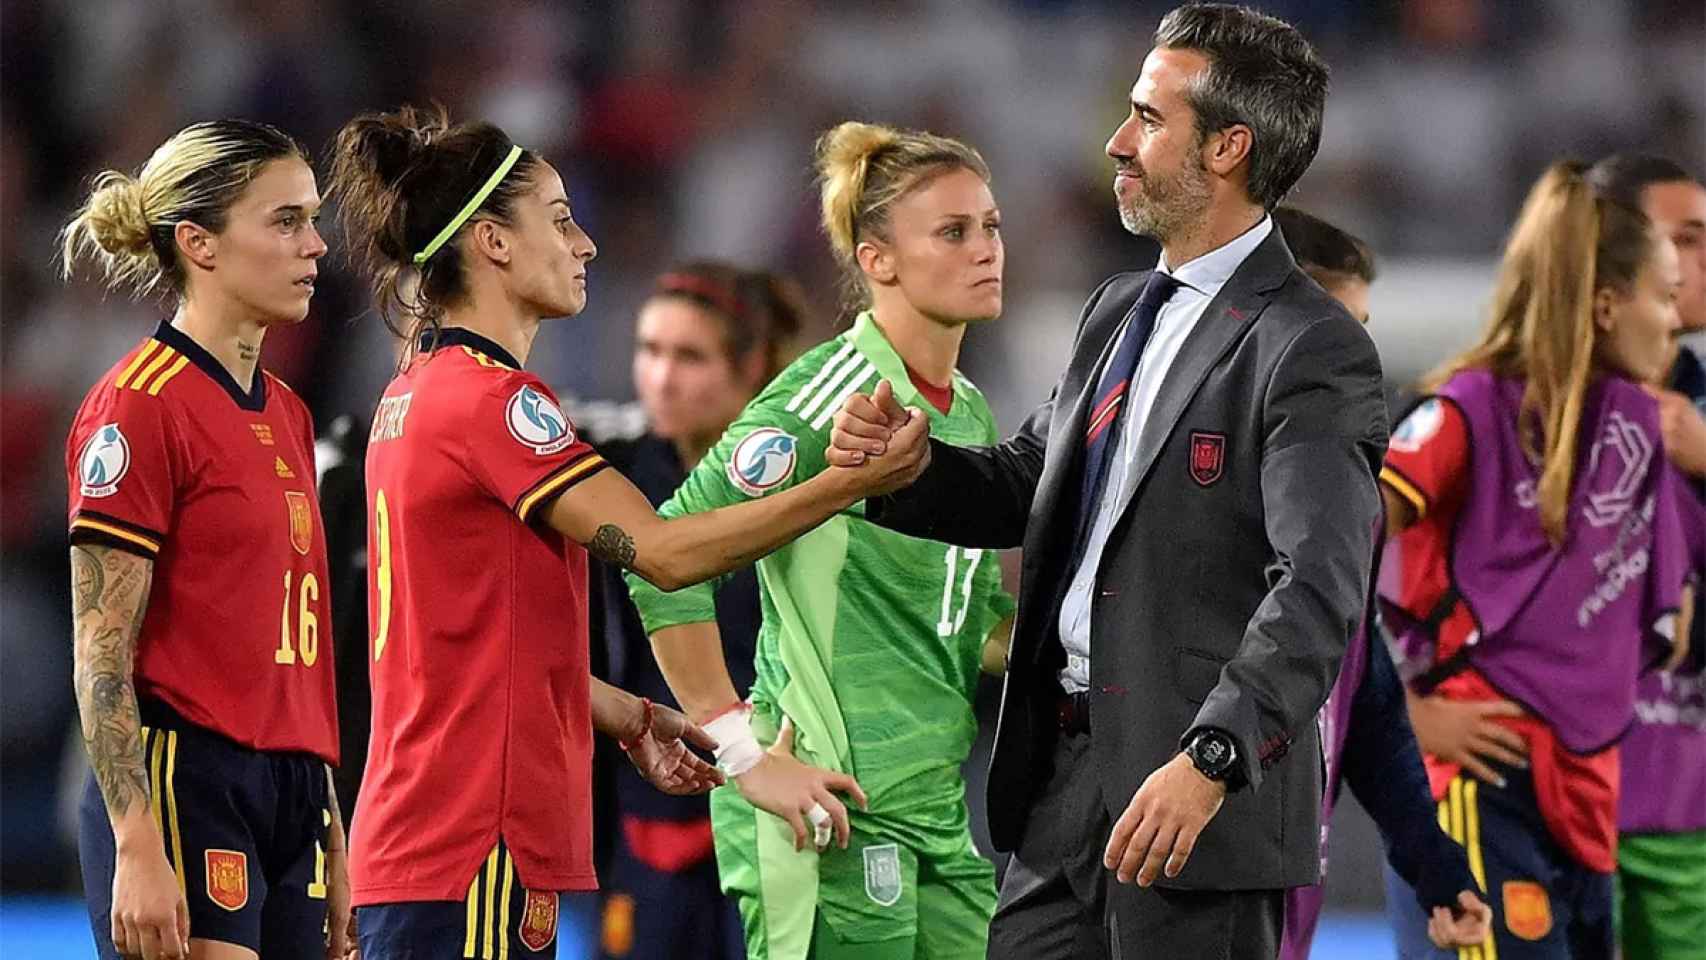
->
[[1199, 738, 1227, 765]]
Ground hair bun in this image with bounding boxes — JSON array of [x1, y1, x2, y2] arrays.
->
[[81, 172, 154, 257]]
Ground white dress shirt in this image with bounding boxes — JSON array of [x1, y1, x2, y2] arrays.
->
[[1057, 216, 1273, 693]]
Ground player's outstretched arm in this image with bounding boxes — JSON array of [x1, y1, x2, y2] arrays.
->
[[829, 380, 1047, 548], [70, 544, 190, 960], [647, 621, 867, 852], [544, 409, 930, 591]]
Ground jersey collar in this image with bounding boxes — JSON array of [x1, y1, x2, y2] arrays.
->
[[422, 326, 522, 370], [847, 310, 971, 417], [152, 320, 267, 411]]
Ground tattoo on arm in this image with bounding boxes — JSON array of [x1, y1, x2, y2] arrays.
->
[[587, 523, 637, 569], [72, 546, 104, 617], [70, 544, 154, 821]]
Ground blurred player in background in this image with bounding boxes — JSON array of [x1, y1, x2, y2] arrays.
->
[[61, 121, 349, 960], [1269, 207, 1491, 960], [590, 262, 806, 960], [625, 121, 1016, 959], [327, 105, 927, 959], [1586, 153, 1706, 960], [1380, 161, 1698, 960]]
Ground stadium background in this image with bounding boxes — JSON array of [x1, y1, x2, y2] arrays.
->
[[2, 1, 1701, 956]]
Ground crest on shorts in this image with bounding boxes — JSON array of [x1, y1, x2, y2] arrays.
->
[[285, 491, 313, 556], [204, 849, 249, 912], [862, 843, 903, 907], [1188, 431, 1226, 487], [519, 890, 559, 951], [78, 424, 131, 498], [506, 385, 574, 455], [1502, 880, 1552, 941]]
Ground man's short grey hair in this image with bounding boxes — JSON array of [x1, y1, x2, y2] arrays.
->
[[1154, 4, 1329, 210]]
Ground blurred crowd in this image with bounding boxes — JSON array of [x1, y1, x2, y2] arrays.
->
[[2, 0, 1702, 904]]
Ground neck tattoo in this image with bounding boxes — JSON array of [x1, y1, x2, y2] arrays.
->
[[237, 340, 259, 362]]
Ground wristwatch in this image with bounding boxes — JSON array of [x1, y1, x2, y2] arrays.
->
[[1183, 729, 1239, 784]]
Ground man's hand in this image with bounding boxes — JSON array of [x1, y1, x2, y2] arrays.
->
[[735, 717, 869, 852], [623, 702, 725, 796], [1405, 692, 1527, 788], [1649, 387, 1706, 477], [1103, 752, 1226, 886], [1428, 890, 1493, 949], [110, 837, 190, 960], [828, 380, 918, 468]]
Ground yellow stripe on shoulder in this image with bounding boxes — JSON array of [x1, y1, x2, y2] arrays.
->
[[128, 346, 178, 393], [144, 354, 191, 396], [114, 341, 162, 390]]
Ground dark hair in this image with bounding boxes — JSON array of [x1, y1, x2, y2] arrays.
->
[[649, 261, 808, 384], [1273, 206, 1375, 283], [1586, 153, 1695, 211], [1153, 3, 1329, 210], [328, 103, 540, 347], [61, 119, 307, 299]]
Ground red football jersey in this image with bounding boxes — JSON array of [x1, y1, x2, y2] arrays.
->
[[1383, 396, 1618, 872], [352, 328, 609, 904], [65, 323, 339, 763]]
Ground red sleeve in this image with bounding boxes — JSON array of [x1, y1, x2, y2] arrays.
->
[[464, 372, 608, 524], [66, 383, 181, 557], [1379, 396, 1469, 522]]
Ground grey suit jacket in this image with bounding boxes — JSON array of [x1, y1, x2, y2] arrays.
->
[[866, 227, 1389, 890]]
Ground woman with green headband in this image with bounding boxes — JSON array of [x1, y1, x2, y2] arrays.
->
[[327, 105, 917, 959]]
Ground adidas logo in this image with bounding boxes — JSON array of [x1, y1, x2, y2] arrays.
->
[[275, 456, 296, 479]]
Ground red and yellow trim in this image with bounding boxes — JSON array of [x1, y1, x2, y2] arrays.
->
[[515, 453, 607, 523], [70, 514, 163, 556], [113, 341, 191, 396], [1380, 464, 1430, 521], [142, 726, 187, 895], [1439, 775, 1496, 960]]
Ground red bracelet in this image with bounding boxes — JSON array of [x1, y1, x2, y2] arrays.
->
[[619, 698, 654, 752]]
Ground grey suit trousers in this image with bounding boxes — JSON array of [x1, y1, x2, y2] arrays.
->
[[987, 731, 1283, 960]]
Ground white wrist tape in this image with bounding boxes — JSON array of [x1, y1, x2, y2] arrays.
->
[[705, 705, 763, 778]]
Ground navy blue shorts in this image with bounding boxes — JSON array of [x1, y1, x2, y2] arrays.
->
[[79, 704, 330, 958], [358, 840, 561, 960], [1385, 764, 1614, 960]]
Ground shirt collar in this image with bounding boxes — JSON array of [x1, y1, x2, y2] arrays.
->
[[421, 326, 522, 370], [1157, 215, 1273, 298], [848, 311, 971, 415], [152, 320, 268, 411]]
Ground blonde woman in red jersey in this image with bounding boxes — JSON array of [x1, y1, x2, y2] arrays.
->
[[328, 106, 923, 959], [61, 121, 350, 960]]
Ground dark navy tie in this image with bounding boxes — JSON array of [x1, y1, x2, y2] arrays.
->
[[1068, 271, 1181, 563]]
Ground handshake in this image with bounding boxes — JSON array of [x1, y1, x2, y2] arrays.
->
[[826, 380, 934, 497]]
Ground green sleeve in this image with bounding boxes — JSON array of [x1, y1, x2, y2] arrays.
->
[[624, 385, 831, 634]]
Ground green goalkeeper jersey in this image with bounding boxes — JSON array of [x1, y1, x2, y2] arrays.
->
[[627, 311, 1015, 811]]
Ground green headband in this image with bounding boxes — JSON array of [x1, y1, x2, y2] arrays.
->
[[412, 144, 525, 265]]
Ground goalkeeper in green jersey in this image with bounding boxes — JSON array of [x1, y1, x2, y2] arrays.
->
[[625, 121, 1017, 959]]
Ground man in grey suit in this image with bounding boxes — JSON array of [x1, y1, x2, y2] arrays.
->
[[827, 5, 1389, 957]]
